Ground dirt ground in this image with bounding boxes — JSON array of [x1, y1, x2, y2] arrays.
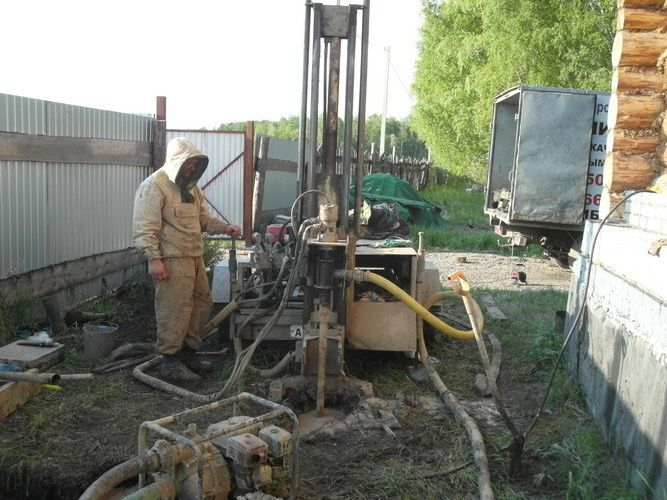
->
[[0, 252, 580, 499]]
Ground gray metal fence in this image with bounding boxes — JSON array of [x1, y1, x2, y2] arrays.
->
[[0, 93, 156, 302]]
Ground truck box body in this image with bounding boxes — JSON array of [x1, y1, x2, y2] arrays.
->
[[484, 86, 609, 262]]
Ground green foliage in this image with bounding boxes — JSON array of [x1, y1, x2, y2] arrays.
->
[[203, 239, 227, 271], [413, 0, 616, 181], [0, 294, 39, 345], [413, 182, 544, 256], [217, 114, 428, 158], [546, 427, 638, 499]]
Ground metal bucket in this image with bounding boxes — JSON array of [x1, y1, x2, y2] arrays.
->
[[83, 321, 118, 360]]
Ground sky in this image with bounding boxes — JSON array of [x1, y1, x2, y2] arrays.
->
[[2, 0, 423, 130]]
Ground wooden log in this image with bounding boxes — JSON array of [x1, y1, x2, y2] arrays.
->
[[660, 144, 667, 166], [617, 0, 663, 8], [618, 8, 667, 30], [604, 151, 658, 191], [608, 93, 665, 129], [0, 369, 42, 421], [612, 68, 665, 92], [607, 128, 661, 154], [612, 32, 667, 68]]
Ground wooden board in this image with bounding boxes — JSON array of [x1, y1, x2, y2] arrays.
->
[[0, 369, 42, 421], [0, 341, 64, 369], [0, 248, 143, 301], [0, 131, 153, 166], [479, 293, 507, 320]]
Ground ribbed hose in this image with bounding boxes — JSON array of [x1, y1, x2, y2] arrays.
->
[[341, 269, 494, 499], [79, 454, 150, 500], [416, 311, 494, 499]]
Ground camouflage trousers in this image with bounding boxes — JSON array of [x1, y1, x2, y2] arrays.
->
[[154, 256, 212, 355]]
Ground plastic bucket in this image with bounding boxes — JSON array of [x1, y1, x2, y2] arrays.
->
[[83, 321, 118, 360]]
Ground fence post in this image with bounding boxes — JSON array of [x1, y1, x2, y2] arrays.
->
[[152, 96, 167, 172], [243, 121, 255, 246]]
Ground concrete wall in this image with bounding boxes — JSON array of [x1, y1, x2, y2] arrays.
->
[[566, 192, 667, 497]]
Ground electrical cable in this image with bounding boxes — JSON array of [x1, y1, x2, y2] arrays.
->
[[290, 189, 330, 236], [524, 189, 654, 439]]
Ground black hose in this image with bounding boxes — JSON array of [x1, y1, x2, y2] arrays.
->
[[524, 189, 654, 438]]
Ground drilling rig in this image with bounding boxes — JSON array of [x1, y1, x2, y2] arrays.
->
[[217, 0, 442, 415]]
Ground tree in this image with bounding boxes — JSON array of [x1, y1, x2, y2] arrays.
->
[[217, 115, 428, 158], [412, 0, 616, 181]]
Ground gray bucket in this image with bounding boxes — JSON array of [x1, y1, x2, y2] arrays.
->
[[83, 321, 118, 360]]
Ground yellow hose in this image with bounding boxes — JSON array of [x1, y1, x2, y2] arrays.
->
[[343, 270, 481, 341]]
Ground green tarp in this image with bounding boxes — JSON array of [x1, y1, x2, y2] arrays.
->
[[350, 174, 446, 227]]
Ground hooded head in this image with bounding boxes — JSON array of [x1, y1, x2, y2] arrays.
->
[[161, 137, 209, 192]]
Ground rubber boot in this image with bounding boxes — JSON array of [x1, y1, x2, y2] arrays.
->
[[181, 347, 214, 375], [159, 354, 201, 384]]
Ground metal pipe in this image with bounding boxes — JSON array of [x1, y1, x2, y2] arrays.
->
[[0, 372, 61, 384], [354, 0, 371, 234], [306, 4, 322, 219], [297, 1, 312, 201], [59, 373, 94, 381], [341, 9, 357, 231], [316, 306, 330, 416], [323, 37, 342, 213]]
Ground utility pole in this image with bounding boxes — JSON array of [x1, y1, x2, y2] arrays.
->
[[379, 45, 390, 156]]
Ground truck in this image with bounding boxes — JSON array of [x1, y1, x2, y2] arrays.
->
[[484, 85, 609, 267]]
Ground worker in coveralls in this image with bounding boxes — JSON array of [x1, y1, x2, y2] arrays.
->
[[133, 137, 241, 384]]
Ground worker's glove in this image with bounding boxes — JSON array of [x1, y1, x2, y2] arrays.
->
[[224, 225, 242, 238]]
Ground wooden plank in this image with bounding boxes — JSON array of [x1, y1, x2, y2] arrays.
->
[[618, 8, 667, 30], [606, 128, 661, 154], [612, 31, 667, 68], [604, 151, 658, 191], [0, 248, 143, 302], [612, 67, 665, 92], [608, 92, 664, 129], [478, 293, 507, 320], [0, 341, 65, 369], [0, 132, 153, 166], [0, 369, 42, 421]]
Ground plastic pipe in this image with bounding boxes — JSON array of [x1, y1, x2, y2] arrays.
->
[[0, 372, 61, 384], [339, 269, 480, 340]]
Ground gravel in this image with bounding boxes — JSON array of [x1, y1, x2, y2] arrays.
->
[[425, 251, 573, 291]]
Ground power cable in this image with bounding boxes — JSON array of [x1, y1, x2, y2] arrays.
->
[[524, 189, 654, 439]]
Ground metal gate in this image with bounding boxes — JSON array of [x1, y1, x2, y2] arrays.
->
[[166, 126, 254, 243]]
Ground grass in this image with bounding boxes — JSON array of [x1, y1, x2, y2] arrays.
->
[[414, 182, 544, 258], [0, 294, 40, 345], [546, 426, 638, 499]]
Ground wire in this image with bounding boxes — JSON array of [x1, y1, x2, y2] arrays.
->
[[524, 189, 654, 439], [290, 189, 330, 235], [389, 60, 415, 103]]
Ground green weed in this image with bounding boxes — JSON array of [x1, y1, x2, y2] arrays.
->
[[0, 294, 40, 344], [419, 182, 488, 227], [546, 426, 637, 499]]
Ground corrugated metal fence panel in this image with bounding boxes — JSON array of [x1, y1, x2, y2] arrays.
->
[[166, 130, 245, 228], [48, 101, 154, 141], [0, 93, 154, 280], [0, 94, 47, 134], [260, 135, 298, 162]]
